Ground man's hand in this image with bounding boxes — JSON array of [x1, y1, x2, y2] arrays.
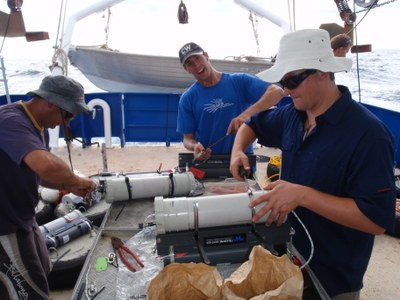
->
[[230, 150, 251, 181], [249, 180, 304, 226], [68, 177, 97, 198], [193, 143, 212, 161], [227, 115, 247, 135]]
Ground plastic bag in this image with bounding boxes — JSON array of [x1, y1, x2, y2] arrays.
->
[[116, 225, 164, 300]]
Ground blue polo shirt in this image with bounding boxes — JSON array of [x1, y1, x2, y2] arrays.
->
[[248, 86, 396, 297]]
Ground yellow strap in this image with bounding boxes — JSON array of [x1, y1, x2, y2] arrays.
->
[[19, 100, 44, 132]]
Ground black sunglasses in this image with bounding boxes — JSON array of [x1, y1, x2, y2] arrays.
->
[[279, 69, 317, 89], [59, 108, 75, 121], [64, 111, 75, 120]]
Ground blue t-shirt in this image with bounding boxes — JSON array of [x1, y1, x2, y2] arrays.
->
[[177, 73, 268, 153], [0, 102, 49, 234], [248, 86, 396, 297]]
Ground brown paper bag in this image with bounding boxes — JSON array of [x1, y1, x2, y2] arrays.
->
[[147, 262, 223, 300], [148, 246, 303, 300], [222, 246, 303, 299]]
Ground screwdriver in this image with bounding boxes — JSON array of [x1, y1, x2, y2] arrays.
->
[[239, 166, 253, 197]]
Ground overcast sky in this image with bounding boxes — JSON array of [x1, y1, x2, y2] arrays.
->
[[1, 0, 399, 60]]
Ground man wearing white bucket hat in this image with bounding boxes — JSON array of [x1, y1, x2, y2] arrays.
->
[[230, 29, 396, 299]]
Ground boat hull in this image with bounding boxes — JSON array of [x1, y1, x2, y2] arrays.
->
[[68, 47, 273, 93]]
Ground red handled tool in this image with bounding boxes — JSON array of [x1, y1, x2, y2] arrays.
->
[[111, 236, 144, 272]]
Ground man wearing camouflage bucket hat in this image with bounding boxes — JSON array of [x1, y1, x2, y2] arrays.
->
[[230, 29, 395, 299], [0, 75, 96, 299], [28, 74, 91, 115]]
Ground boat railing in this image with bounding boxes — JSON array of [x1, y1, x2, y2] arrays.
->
[[0, 92, 183, 148], [1, 92, 400, 168]]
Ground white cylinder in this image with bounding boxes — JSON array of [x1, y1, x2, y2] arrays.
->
[[40, 187, 60, 204], [155, 190, 271, 234], [102, 172, 196, 203]]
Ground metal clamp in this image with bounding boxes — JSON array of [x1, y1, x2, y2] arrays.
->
[[193, 201, 210, 265]]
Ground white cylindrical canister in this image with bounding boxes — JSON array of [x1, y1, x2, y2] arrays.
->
[[103, 172, 196, 202], [40, 187, 60, 204], [155, 190, 272, 234]]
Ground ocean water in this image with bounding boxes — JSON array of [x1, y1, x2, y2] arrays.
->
[[1, 57, 104, 95], [1, 48, 400, 111]]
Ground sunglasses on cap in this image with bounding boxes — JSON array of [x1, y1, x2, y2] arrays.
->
[[279, 69, 317, 90]]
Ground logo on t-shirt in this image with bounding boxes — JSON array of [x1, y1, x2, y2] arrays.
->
[[204, 98, 234, 113]]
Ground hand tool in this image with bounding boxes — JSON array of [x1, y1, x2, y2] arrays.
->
[[239, 166, 253, 197], [207, 133, 232, 150], [111, 236, 144, 272], [191, 150, 207, 164], [192, 133, 232, 164]]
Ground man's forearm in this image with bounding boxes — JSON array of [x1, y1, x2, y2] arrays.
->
[[240, 84, 284, 120]]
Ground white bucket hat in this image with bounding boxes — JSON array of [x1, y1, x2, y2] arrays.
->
[[257, 29, 353, 83]]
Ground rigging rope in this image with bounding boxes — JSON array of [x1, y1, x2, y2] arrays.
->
[[249, 12, 260, 55], [50, 48, 69, 76], [104, 8, 112, 46], [0, 14, 11, 55], [49, 0, 68, 76], [355, 0, 399, 13]]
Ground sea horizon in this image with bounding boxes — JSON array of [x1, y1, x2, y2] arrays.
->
[[1, 48, 400, 111]]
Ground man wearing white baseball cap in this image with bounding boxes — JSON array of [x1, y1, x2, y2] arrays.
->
[[230, 29, 395, 299]]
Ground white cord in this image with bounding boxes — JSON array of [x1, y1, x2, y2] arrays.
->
[[291, 210, 314, 269], [277, 158, 314, 269]]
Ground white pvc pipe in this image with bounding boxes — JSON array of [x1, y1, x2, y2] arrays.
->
[[99, 172, 197, 203], [155, 190, 274, 234], [234, 0, 291, 34], [87, 98, 112, 148]]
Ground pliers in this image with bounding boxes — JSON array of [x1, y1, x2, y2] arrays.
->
[[111, 236, 144, 272]]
